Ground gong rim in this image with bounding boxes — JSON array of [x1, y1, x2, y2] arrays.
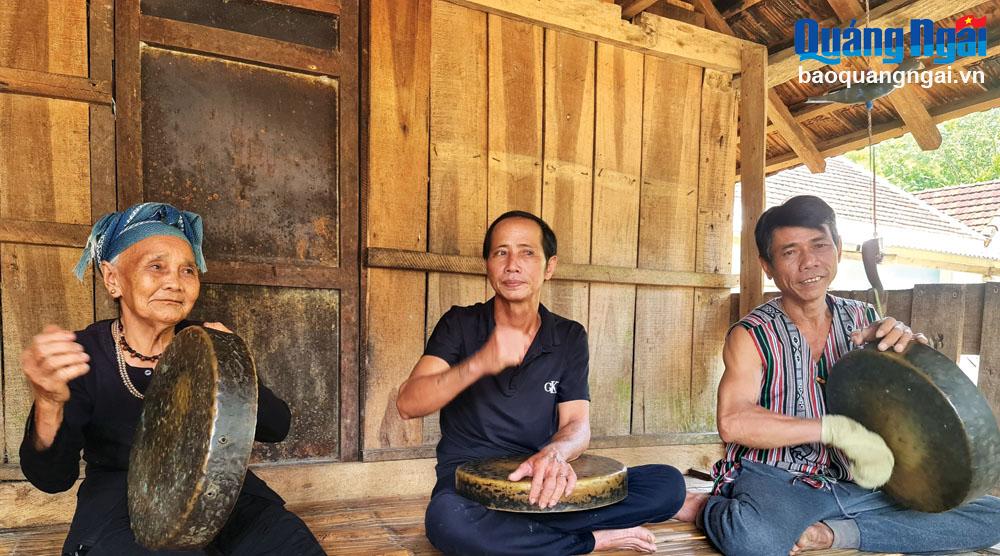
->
[[455, 454, 628, 513], [827, 342, 1000, 512], [128, 327, 258, 549]]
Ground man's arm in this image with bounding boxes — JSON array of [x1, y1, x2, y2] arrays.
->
[[716, 327, 822, 449], [396, 324, 532, 419], [508, 399, 591, 509]]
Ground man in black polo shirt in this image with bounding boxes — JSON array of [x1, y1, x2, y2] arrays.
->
[[396, 211, 697, 555]]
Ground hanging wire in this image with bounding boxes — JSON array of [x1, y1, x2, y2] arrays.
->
[[868, 102, 877, 237], [865, 0, 878, 238]]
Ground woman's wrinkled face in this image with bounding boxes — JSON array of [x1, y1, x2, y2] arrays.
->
[[103, 235, 200, 326]]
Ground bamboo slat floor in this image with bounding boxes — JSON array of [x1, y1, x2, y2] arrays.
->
[[1, 475, 997, 555], [2, 494, 996, 556]]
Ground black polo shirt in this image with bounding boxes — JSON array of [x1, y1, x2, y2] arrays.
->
[[424, 298, 590, 482]]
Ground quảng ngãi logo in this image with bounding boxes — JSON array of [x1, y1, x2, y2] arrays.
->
[[794, 14, 988, 66]]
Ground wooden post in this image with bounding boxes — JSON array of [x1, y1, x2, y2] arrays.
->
[[363, 0, 431, 456], [978, 283, 1000, 496], [114, 0, 143, 207], [910, 284, 966, 362], [738, 44, 767, 318]]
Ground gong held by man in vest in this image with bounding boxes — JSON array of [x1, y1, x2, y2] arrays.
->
[[18, 203, 325, 555], [396, 211, 707, 555]]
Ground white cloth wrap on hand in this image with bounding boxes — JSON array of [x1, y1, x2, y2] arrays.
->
[[821, 414, 895, 489]]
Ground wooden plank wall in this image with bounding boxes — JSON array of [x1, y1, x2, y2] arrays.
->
[[364, 1, 739, 460], [0, 0, 109, 465]]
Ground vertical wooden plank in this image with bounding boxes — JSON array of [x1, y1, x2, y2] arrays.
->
[[0, 0, 91, 226], [979, 283, 1000, 412], [363, 0, 431, 454], [2, 245, 94, 463], [424, 0, 488, 445], [738, 45, 767, 318], [695, 70, 737, 277], [0, 0, 89, 76], [115, 0, 143, 207], [690, 68, 737, 432], [89, 0, 118, 322], [884, 289, 913, 325], [961, 283, 983, 356], [632, 55, 702, 434], [0, 0, 92, 464], [487, 15, 543, 222], [540, 30, 594, 326], [980, 283, 1000, 497], [589, 44, 642, 438], [0, 96, 91, 225], [910, 284, 965, 363]]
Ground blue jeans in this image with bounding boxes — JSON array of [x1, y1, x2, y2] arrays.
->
[[703, 460, 1000, 556]]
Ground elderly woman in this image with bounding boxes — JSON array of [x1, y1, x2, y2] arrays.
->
[[18, 203, 324, 555]]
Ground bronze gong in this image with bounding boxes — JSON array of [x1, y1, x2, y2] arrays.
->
[[827, 342, 1000, 512], [128, 326, 258, 549], [456, 454, 628, 513]]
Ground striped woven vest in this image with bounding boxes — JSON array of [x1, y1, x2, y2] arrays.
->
[[711, 294, 879, 492]]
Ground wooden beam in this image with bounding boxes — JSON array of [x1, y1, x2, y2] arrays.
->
[[139, 16, 345, 76], [621, 0, 660, 18], [0, 220, 89, 248], [0, 67, 112, 105], [721, 0, 765, 19], [739, 44, 767, 317], [763, 37, 1000, 135], [444, 0, 746, 72], [825, 0, 941, 151], [690, 0, 825, 172], [758, 86, 1000, 175], [263, 0, 342, 14], [767, 87, 826, 172], [766, 0, 988, 87], [688, 0, 729, 34], [115, 0, 144, 208], [365, 248, 738, 288]]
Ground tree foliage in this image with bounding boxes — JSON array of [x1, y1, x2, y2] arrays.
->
[[844, 107, 1000, 191]]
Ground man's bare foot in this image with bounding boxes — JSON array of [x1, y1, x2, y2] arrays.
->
[[592, 526, 657, 553], [789, 522, 834, 555], [673, 492, 709, 523]]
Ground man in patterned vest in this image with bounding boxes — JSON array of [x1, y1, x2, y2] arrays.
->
[[696, 195, 1000, 555]]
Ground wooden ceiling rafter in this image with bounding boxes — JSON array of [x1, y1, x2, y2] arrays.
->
[[691, 0, 826, 172], [739, 86, 1000, 178], [621, 0, 661, 18], [764, 39, 1000, 135], [719, 0, 766, 20], [825, 0, 942, 150]]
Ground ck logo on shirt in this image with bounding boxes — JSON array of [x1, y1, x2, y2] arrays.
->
[[543, 380, 559, 394]]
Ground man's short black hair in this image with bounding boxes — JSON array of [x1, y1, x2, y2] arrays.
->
[[755, 195, 840, 264], [482, 210, 557, 261]]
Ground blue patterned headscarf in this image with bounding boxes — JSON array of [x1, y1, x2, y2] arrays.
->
[[74, 202, 207, 280]]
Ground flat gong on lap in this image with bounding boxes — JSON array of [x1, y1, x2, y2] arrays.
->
[[456, 454, 627, 513], [128, 327, 258, 549], [828, 343, 1000, 512]]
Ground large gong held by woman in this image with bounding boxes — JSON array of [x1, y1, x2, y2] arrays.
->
[[828, 342, 1000, 512], [128, 326, 259, 549]]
